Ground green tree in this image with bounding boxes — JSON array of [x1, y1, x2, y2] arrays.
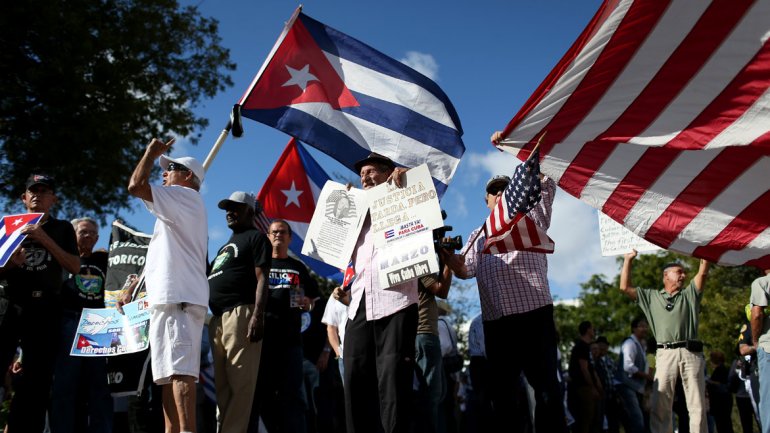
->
[[0, 0, 235, 221]]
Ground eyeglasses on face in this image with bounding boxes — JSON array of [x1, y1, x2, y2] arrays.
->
[[166, 162, 190, 172], [269, 229, 288, 236]]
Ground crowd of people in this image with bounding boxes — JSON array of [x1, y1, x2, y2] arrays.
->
[[0, 134, 769, 433]]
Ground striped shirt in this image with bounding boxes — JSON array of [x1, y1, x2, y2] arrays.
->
[[348, 217, 418, 321], [461, 178, 555, 321]]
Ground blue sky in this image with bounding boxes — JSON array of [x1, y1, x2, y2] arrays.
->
[[86, 0, 623, 307]]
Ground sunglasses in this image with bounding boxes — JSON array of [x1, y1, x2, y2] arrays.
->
[[166, 162, 190, 172], [665, 299, 675, 311]]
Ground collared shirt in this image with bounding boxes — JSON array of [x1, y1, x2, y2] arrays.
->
[[467, 314, 486, 357], [621, 334, 646, 376], [636, 280, 702, 343], [461, 178, 556, 321], [749, 274, 770, 352], [348, 217, 418, 321]]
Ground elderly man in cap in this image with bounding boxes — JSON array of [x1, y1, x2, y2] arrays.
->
[[0, 173, 79, 431], [331, 152, 416, 433], [208, 191, 271, 433], [128, 138, 209, 433], [620, 250, 710, 433], [442, 149, 566, 432]]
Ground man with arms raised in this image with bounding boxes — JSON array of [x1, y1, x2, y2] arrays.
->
[[331, 153, 415, 433], [128, 138, 208, 433], [620, 250, 710, 433]]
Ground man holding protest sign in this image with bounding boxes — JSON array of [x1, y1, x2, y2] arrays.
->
[[0, 173, 79, 431], [128, 138, 209, 433], [331, 152, 417, 433]]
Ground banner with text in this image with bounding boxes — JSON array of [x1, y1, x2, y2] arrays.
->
[[71, 299, 151, 357], [598, 212, 661, 256], [302, 181, 368, 270]]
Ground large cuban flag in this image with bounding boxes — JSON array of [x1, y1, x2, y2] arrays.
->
[[238, 9, 465, 198], [0, 213, 43, 267], [257, 138, 342, 281]]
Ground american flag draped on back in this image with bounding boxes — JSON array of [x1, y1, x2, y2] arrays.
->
[[483, 149, 554, 254], [496, 0, 770, 268]]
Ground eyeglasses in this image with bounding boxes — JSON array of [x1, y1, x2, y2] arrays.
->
[[166, 162, 190, 172], [487, 187, 505, 196], [270, 230, 288, 236]]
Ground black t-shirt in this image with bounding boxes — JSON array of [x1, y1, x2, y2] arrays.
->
[[5, 217, 78, 305], [61, 251, 108, 312], [208, 228, 271, 316], [267, 256, 319, 346], [568, 339, 595, 387]]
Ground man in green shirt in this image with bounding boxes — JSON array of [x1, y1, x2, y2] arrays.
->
[[749, 269, 770, 433], [620, 250, 710, 433]]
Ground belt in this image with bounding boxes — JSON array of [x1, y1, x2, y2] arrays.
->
[[656, 341, 687, 349], [656, 340, 703, 351]]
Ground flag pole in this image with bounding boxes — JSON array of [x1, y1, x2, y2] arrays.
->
[[202, 6, 303, 172], [459, 131, 546, 257]]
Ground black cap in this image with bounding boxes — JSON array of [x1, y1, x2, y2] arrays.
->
[[354, 152, 396, 173], [596, 336, 609, 345], [26, 174, 56, 191], [662, 262, 684, 272]]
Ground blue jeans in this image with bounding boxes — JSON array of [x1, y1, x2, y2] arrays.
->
[[758, 348, 770, 433], [616, 384, 644, 433], [51, 312, 113, 433], [415, 333, 445, 433]]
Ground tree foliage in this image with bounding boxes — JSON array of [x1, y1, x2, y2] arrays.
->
[[0, 0, 235, 221], [554, 252, 762, 362]]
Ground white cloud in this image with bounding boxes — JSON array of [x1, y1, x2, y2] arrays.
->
[[399, 51, 439, 81], [465, 150, 520, 185], [446, 189, 468, 219], [547, 191, 619, 299]]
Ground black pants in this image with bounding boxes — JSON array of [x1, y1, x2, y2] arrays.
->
[[343, 294, 417, 433], [7, 300, 60, 432], [483, 305, 567, 433]]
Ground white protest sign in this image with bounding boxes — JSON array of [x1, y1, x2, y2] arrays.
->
[[367, 164, 444, 247], [598, 212, 661, 256], [376, 230, 440, 288], [301, 181, 368, 269]]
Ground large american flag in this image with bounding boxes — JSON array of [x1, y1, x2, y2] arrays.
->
[[496, 0, 770, 268], [483, 149, 554, 254]]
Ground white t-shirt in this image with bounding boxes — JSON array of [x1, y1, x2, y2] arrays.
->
[[322, 297, 349, 353], [143, 184, 209, 307]]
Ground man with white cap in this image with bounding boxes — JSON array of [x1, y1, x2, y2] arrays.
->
[[128, 137, 209, 433], [208, 191, 272, 433]]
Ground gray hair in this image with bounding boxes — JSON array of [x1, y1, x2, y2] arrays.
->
[[71, 217, 98, 230]]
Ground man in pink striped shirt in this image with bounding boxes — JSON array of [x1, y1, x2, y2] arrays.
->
[[332, 152, 417, 433]]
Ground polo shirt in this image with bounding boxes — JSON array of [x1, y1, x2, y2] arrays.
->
[[636, 280, 701, 344], [749, 274, 770, 352]]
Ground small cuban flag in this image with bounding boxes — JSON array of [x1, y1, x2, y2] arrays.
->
[[0, 213, 44, 268], [76, 334, 101, 350]]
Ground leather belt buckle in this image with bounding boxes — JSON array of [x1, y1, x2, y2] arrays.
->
[[31, 291, 43, 298]]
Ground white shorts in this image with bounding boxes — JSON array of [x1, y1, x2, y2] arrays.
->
[[149, 303, 207, 384]]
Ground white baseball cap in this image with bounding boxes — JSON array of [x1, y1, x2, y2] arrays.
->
[[159, 155, 205, 183]]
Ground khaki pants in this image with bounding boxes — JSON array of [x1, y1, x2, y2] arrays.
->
[[210, 305, 262, 433], [650, 347, 706, 433]]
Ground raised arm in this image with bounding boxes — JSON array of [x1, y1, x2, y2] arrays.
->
[[693, 258, 710, 293], [619, 249, 638, 301], [425, 264, 454, 299], [128, 138, 174, 202]]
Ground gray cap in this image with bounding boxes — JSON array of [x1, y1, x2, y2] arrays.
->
[[218, 191, 255, 211], [159, 155, 205, 183], [485, 175, 510, 194]]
